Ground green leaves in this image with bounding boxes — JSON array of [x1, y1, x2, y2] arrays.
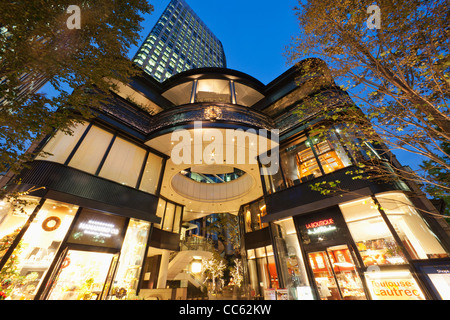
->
[[0, 1, 153, 195]]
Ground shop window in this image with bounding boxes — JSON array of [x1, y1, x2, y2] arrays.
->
[[139, 152, 163, 195], [273, 218, 314, 300], [246, 245, 279, 298], [307, 245, 367, 300], [36, 122, 89, 164], [376, 193, 449, 260], [243, 199, 267, 233], [99, 137, 147, 187], [0, 199, 77, 300], [339, 197, 407, 266], [195, 79, 231, 103], [68, 126, 114, 175], [280, 132, 352, 188], [0, 196, 41, 260], [109, 218, 151, 299], [47, 250, 115, 300]]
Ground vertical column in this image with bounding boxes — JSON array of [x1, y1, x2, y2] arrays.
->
[[157, 249, 170, 289]]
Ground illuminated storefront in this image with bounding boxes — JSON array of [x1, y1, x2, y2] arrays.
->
[[0, 197, 152, 300], [1, 59, 449, 300]]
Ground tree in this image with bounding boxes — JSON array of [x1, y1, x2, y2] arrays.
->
[[201, 251, 227, 294], [420, 141, 450, 221], [204, 213, 241, 252], [0, 1, 153, 197], [286, 1, 449, 206]]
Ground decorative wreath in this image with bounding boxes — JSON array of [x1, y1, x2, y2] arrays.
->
[[61, 257, 71, 269], [42, 216, 62, 232]]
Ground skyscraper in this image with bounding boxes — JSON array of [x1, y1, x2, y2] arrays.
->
[[133, 0, 226, 82]]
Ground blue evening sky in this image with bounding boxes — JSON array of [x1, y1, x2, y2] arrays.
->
[[129, 0, 300, 84]]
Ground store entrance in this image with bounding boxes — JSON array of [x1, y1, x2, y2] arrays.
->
[[46, 249, 118, 300], [307, 244, 366, 300]]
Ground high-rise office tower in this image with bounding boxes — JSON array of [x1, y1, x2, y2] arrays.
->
[[133, 0, 226, 82]]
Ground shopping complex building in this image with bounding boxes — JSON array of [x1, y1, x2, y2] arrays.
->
[[0, 56, 449, 300]]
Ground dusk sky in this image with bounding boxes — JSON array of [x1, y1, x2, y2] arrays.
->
[[128, 0, 300, 85]]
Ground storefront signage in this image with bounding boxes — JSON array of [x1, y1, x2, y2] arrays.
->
[[78, 220, 120, 238], [306, 218, 336, 235], [365, 272, 425, 300], [68, 209, 126, 249]]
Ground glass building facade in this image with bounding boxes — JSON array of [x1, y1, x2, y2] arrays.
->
[[133, 0, 226, 82], [1, 58, 449, 300]]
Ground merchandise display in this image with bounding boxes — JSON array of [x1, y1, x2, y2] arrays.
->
[[308, 245, 366, 300]]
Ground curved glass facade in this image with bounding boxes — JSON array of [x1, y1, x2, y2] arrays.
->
[[1, 61, 449, 301]]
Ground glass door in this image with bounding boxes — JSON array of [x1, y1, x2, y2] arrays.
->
[[308, 244, 367, 300], [326, 245, 366, 300], [46, 249, 117, 300], [308, 250, 341, 300]]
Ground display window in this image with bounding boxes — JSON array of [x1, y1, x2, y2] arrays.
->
[[47, 250, 116, 300], [339, 197, 407, 266], [375, 192, 449, 260], [280, 132, 352, 188], [364, 270, 425, 300], [243, 199, 267, 233], [246, 245, 279, 298], [0, 199, 77, 300], [415, 261, 450, 300], [273, 218, 314, 300], [108, 219, 151, 299], [0, 196, 41, 260], [307, 245, 367, 300]]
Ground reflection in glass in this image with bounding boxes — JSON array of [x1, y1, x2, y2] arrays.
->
[[243, 199, 267, 233]]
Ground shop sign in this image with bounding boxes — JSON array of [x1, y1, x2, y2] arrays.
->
[[365, 272, 425, 300], [78, 220, 120, 238], [306, 218, 336, 235], [418, 264, 450, 300], [68, 209, 126, 249]]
